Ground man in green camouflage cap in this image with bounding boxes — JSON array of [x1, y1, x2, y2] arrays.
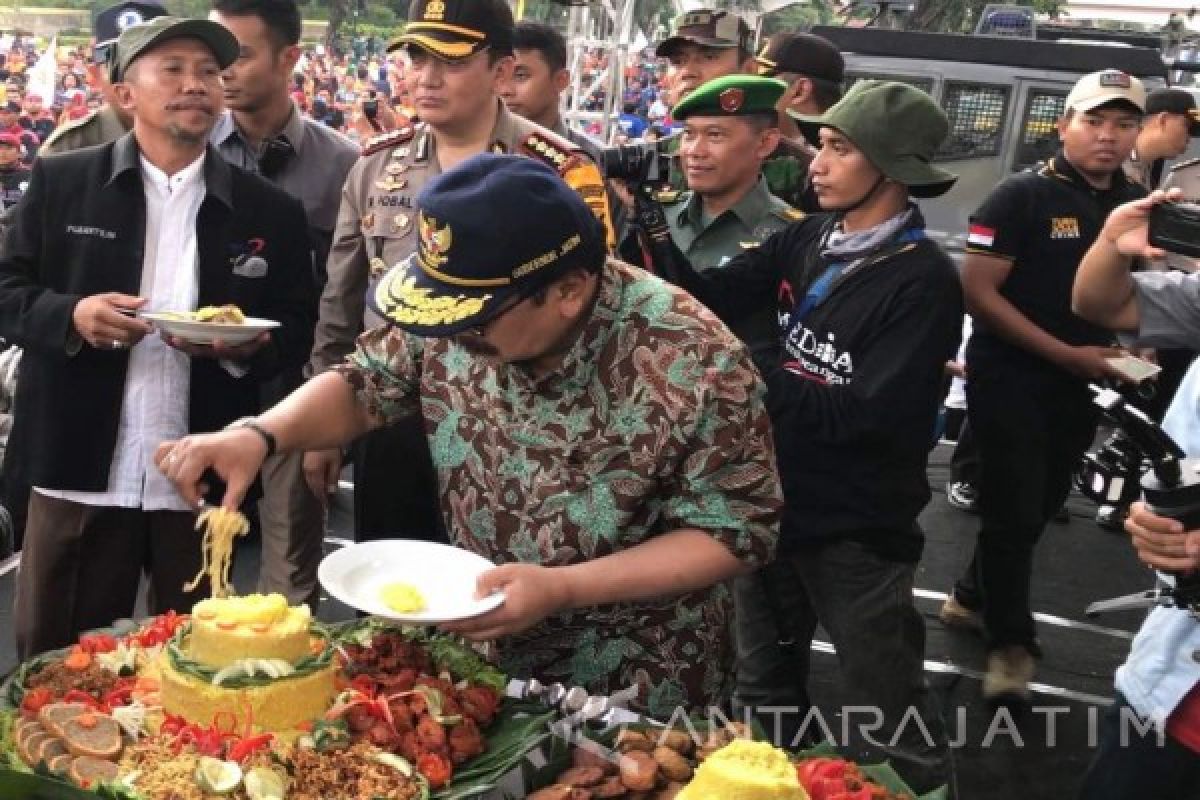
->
[[632, 74, 801, 366], [650, 7, 815, 208], [642, 79, 960, 792]]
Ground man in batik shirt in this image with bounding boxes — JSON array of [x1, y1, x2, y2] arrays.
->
[[156, 154, 782, 716]]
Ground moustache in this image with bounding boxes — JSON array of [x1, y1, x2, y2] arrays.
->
[[167, 102, 214, 114]]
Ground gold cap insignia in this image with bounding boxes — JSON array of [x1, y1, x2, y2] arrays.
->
[[418, 211, 452, 267], [424, 0, 446, 21]]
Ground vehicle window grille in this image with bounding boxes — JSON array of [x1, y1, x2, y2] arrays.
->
[[1014, 91, 1066, 170], [936, 82, 1010, 161]]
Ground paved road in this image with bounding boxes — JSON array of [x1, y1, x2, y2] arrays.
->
[[0, 443, 1159, 799]]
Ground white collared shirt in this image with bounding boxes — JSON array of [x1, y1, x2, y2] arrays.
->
[[36, 153, 206, 511]]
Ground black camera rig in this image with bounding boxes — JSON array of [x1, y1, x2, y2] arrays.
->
[[1079, 385, 1200, 617]]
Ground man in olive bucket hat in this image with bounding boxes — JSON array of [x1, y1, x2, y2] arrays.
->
[[641, 80, 963, 794]]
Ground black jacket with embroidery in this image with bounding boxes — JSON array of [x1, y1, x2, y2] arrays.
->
[[0, 133, 316, 492], [660, 208, 963, 560]]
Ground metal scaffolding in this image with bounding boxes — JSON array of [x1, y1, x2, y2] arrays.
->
[[559, 0, 688, 144]]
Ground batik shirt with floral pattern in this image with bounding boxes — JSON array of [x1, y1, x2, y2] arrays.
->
[[335, 260, 781, 715]]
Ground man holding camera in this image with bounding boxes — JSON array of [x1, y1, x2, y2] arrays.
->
[[625, 75, 800, 366], [940, 70, 1144, 702], [307, 0, 613, 545], [1071, 190, 1200, 799]]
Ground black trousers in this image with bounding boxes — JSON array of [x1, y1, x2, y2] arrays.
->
[[949, 419, 980, 486], [352, 414, 445, 544], [734, 538, 953, 795], [954, 363, 1098, 650]]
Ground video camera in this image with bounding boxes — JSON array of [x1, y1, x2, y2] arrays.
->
[[600, 138, 673, 193], [1077, 386, 1200, 616]]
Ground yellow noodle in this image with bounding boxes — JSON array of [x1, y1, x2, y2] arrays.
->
[[184, 507, 250, 598]]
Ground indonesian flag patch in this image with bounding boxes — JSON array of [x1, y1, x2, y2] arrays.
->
[[967, 223, 996, 248]]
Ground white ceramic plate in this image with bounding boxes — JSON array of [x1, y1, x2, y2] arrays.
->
[[142, 312, 280, 345], [318, 539, 506, 624]]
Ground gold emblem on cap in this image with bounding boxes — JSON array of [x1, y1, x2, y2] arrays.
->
[[375, 273, 491, 328], [386, 163, 406, 175], [394, 214, 411, 232], [424, 0, 445, 21], [418, 212, 451, 266]]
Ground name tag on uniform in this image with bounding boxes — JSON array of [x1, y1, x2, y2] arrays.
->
[[66, 224, 116, 240], [233, 255, 268, 278]]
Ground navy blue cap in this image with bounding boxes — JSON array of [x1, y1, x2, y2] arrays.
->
[[94, 0, 167, 46], [372, 154, 607, 337]]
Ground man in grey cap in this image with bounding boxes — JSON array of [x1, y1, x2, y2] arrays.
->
[[39, 0, 168, 155], [0, 16, 317, 657]]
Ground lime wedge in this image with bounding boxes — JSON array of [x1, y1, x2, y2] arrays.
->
[[244, 766, 287, 800], [195, 757, 243, 794]]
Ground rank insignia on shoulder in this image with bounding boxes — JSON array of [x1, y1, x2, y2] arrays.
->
[[739, 241, 760, 249], [520, 131, 576, 172], [362, 126, 416, 157], [654, 189, 683, 203], [1170, 157, 1200, 173]]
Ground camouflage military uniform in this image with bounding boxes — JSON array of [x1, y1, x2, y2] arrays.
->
[[38, 106, 129, 156]]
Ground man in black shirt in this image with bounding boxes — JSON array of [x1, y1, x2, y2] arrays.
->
[[643, 80, 961, 795], [941, 70, 1143, 702]]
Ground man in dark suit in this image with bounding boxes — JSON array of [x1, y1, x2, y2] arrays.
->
[[0, 16, 317, 658]]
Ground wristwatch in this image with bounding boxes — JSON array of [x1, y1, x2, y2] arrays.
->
[[233, 417, 277, 458]]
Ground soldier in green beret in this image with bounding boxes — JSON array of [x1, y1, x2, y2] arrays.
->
[[640, 74, 802, 365]]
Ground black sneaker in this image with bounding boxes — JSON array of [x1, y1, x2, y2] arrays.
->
[[946, 481, 979, 513]]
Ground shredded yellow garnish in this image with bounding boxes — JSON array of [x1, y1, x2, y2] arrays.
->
[[185, 507, 251, 598]]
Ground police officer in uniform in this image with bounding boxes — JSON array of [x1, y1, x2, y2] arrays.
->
[[305, 0, 613, 543], [654, 8, 812, 208], [649, 75, 800, 364], [0, 133, 29, 210], [39, 0, 168, 156]]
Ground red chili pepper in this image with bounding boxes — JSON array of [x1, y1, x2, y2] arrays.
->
[[61, 689, 105, 711], [228, 733, 274, 763], [160, 713, 188, 736], [78, 633, 118, 654]]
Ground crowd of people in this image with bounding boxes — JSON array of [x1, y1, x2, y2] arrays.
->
[[0, 0, 1197, 798]]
